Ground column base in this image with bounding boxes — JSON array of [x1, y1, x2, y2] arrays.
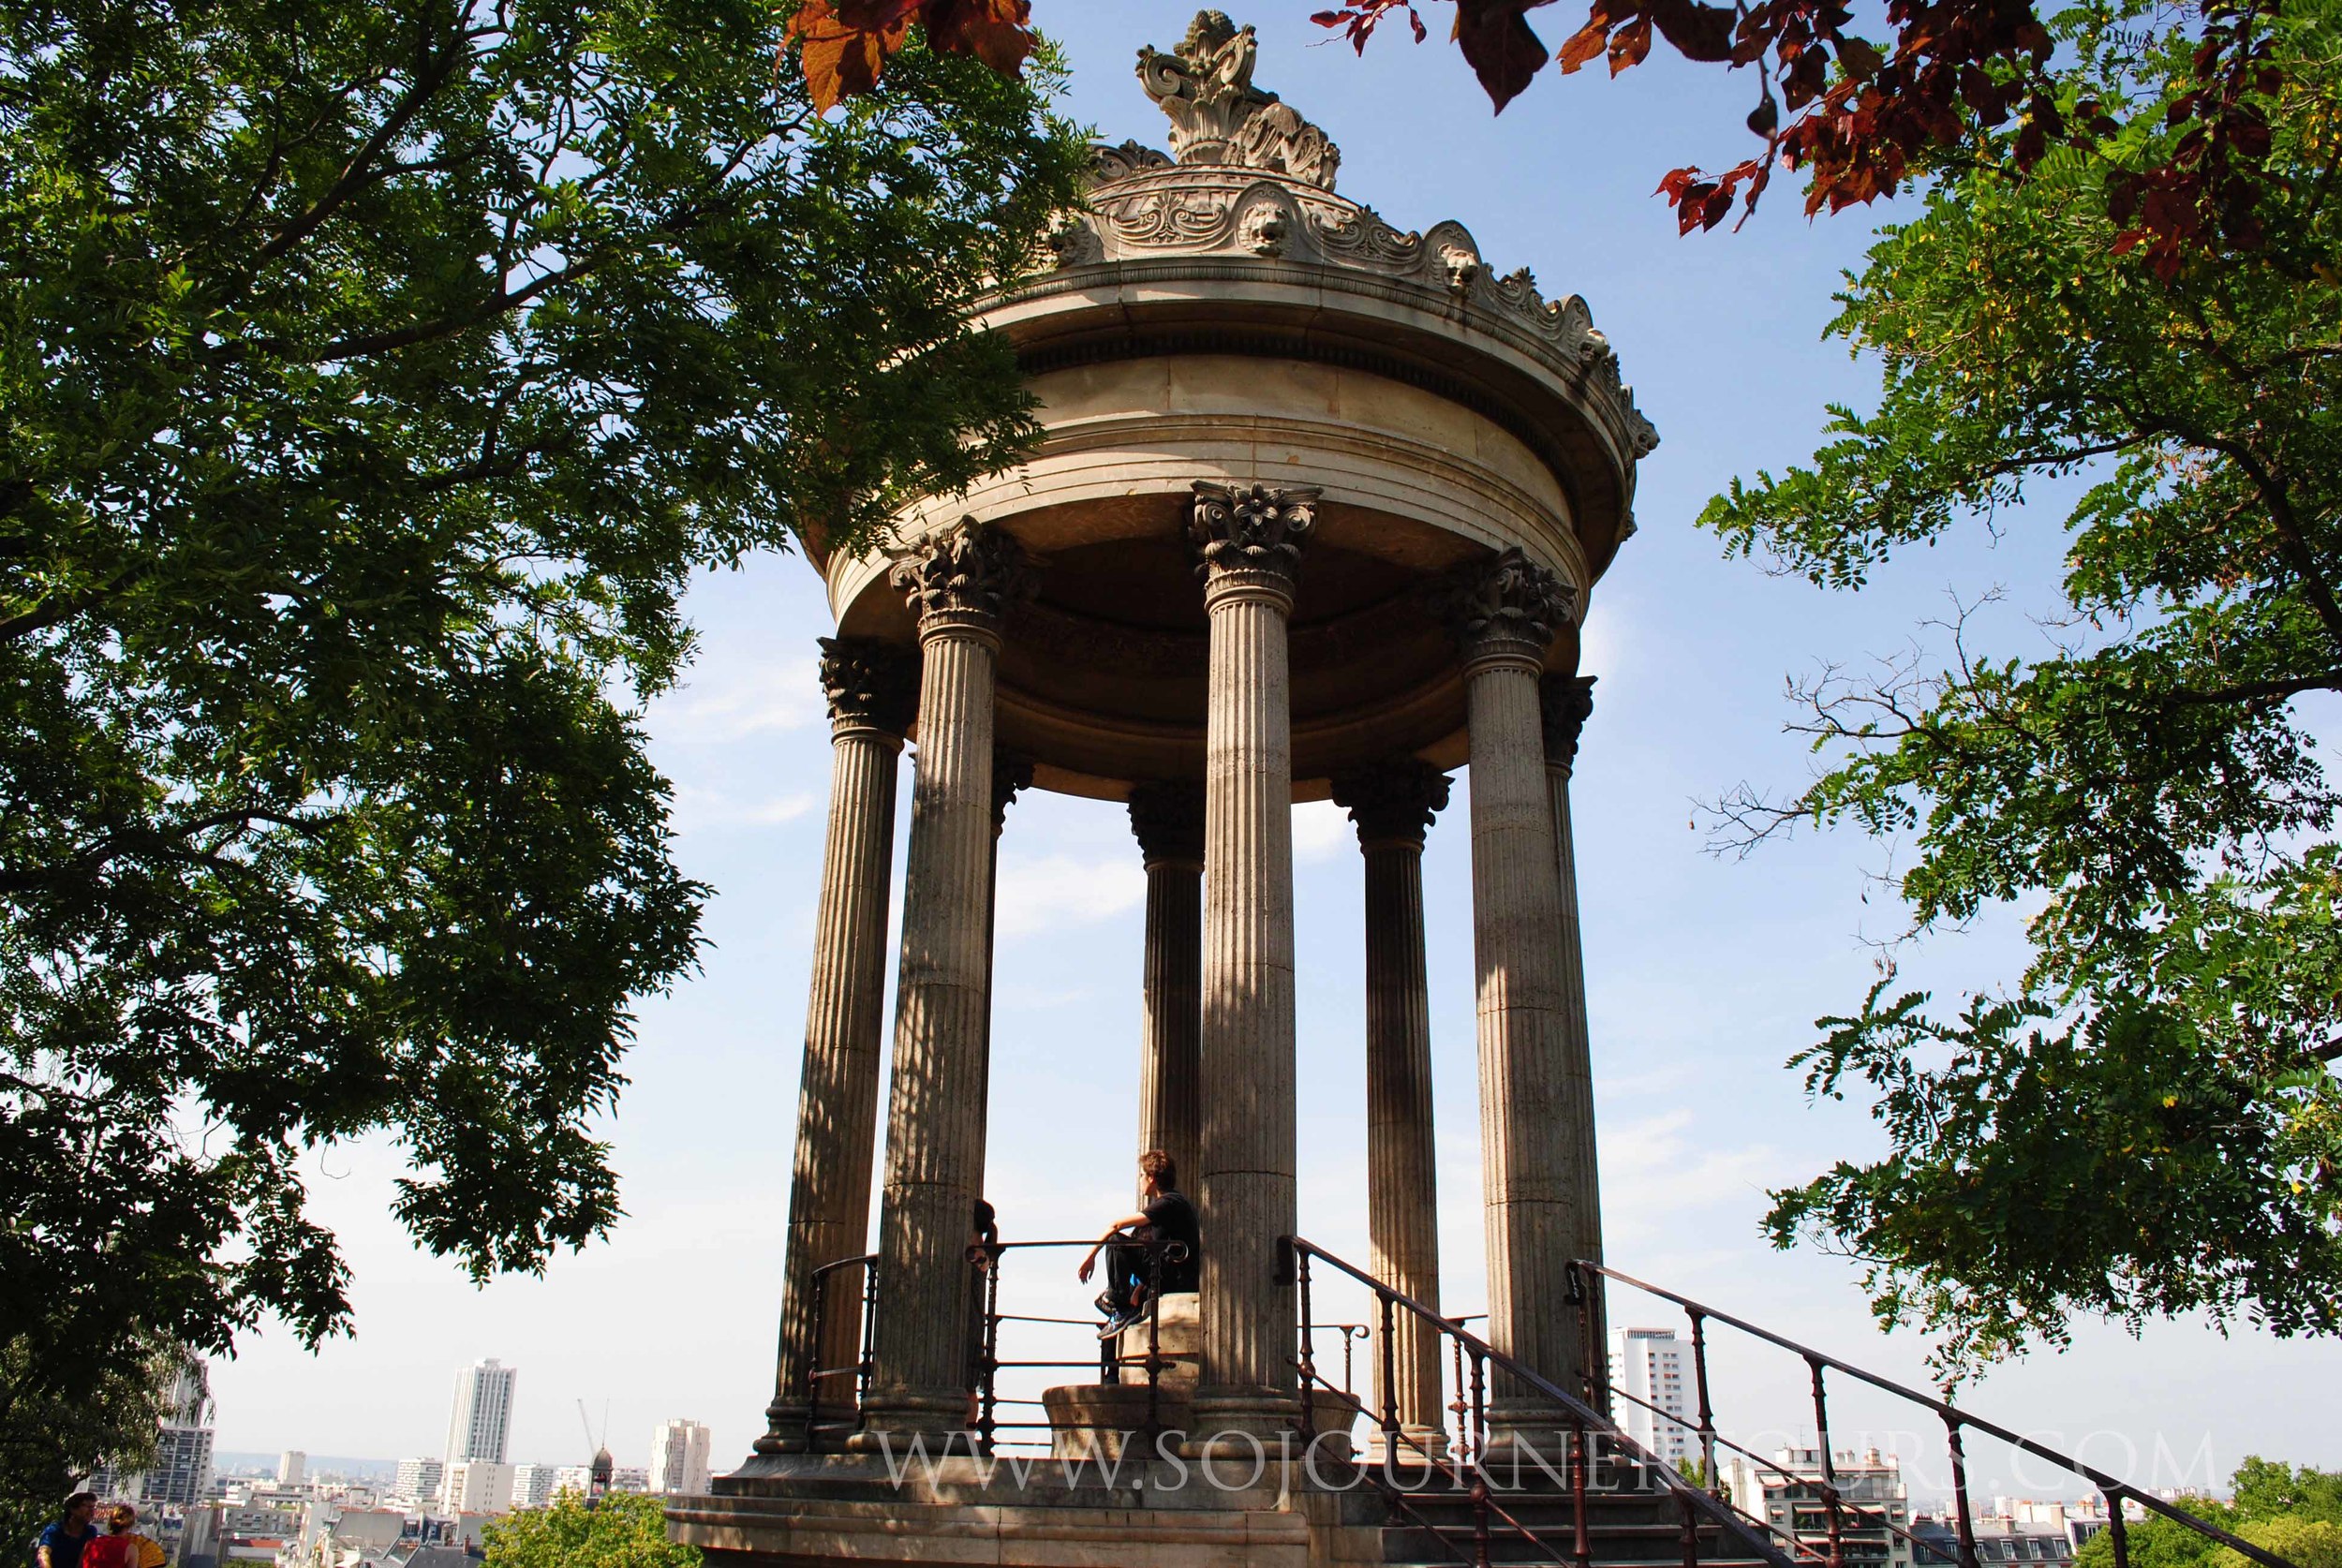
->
[[1185, 1385, 1301, 1458], [1362, 1425, 1449, 1467], [844, 1390, 976, 1456], [1479, 1404, 1589, 1487]]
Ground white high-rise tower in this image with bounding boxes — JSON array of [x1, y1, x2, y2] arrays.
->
[[646, 1419, 711, 1495], [1609, 1326, 1694, 1466], [442, 1358, 517, 1472]]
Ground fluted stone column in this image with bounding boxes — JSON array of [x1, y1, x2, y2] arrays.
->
[[1541, 674, 1607, 1398], [855, 520, 1038, 1445], [759, 640, 916, 1453], [1129, 781, 1206, 1195], [1434, 548, 1586, 1442], [1188, 480, 1314, 1444], [1329, 758, 1452, 1455]]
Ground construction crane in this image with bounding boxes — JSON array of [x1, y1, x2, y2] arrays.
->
[[576, 1398, 614, 1507]]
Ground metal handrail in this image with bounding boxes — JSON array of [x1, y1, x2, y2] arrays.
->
[[1578, 1260, 2301, 1568], [970, 1235, 1194, 1456], [1292, 1236, 1800, 1568]]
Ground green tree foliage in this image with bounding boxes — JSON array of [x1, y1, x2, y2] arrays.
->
[[2068, 1463, 2342, 1568], [2233, 1460, 2342, 1527], [483, 1491, 698, 1568], [1700, 0, 2342, 1375], [0, 0, 1083, 1520]]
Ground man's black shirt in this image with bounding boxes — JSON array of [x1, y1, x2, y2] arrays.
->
[[1138, 1190, 1200, 1294]]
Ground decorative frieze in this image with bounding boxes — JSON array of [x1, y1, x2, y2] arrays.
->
[[817, 636, 918, 736], [890, 518, 1040, 635], [1329, 758, 1452, 850]]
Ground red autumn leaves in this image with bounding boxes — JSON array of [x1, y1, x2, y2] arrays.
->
[[785, 0, 1036, 111], [1308, 0, 2277, 263], [780, 0, 2279, 271]]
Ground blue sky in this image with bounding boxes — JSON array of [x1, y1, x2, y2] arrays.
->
[[207, 1, 2337, 1501]]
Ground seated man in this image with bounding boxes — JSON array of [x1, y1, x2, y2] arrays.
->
[[1075, 1148, 1200, 1338]]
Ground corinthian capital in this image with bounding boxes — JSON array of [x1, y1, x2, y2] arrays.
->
[[991, 748, 1036, 834], [1540, 674, 1596, 774], [1187, 481, 1318, 602], [1329, 758, 1452, 849], [1428, 547, 1576, 669], [1127, 779, 1206, 867], [890, 517, 1040, 637], [817, 637, 918, 737]]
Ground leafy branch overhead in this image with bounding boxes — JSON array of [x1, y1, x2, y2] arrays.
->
[[1312, 0, 2279, 267], [785, 0, 1037, 111], [1699, 2, 2342, 1373], [1, 0, 1084, 1516]]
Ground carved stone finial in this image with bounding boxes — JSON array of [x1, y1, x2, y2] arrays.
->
[[890, 517, 1040, 636], [1329, 758, 1452, 849], [818, 637, 918, 735], [1128, 779, 1207, 866], [1137, 11, 1340, 189], [991, 748, 1036, 833], [1540, 674, 1597, 773], [1187, 481, 1318, 599], [1428, 547, 1576, 667]]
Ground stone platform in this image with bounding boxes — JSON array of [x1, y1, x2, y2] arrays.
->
[[669, 1451, 1389, 1568]]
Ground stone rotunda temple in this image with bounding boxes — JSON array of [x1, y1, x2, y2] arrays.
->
[[671, 12, 1663, 1565]]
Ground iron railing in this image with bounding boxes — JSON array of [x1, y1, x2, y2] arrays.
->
[[796, 1252, 878, 1449], [1574, 1260, 2302, 1568], [969, 1235, 1192, 1455], [1291, 1236, 1801, 1568]]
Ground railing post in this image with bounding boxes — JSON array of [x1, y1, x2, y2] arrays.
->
[[1807, 1356, 1843, 1568], [2106, 1493, 2130, 1568], [1680, 1487, 1703, 1568], [1451, 1333, 1472, 1477], [1471, 1473, 1493, 1568], [1945, 1413, 1979, 1568], [1145, 1241, 1167, 1442], [1689, 1309, 1721, 1496], [1297, 1245, 1318, 1440], [1471, 1348, 1490, 1488], [1570, 1417, 1595, 1568], [980, 1247, 1002, 1455], [856, 1259, 880, 1406], [1379, 1293, 1401, 1449], [803, 1266, 832, 1443]]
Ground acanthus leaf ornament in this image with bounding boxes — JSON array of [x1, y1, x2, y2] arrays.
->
[[1187, 481, 1319, 592], [818, 636, 920, 734], [890, 517, 1041, 633], [1429, 547, 1578, 662], [1138, 10, 1341, 189]]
